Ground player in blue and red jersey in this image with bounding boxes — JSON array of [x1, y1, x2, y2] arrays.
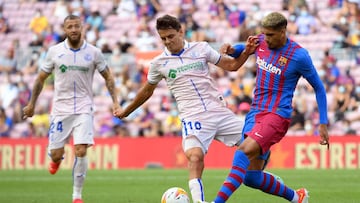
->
[[204, 12, 330, 203]]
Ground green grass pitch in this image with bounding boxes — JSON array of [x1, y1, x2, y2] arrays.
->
[[0, 169, 359, 203]]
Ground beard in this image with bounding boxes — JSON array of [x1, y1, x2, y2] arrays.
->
[[67, 34, 82, 47], [266, 41, 274, 49]]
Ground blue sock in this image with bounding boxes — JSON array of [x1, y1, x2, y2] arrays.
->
[[214, 150, 249, 203], [243, 170, 295, 201]]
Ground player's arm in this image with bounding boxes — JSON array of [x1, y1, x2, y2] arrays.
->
[[22, 70, 51, 119], [216, 36, 259, 71], [99, 67, 120, 112], [115, 82, 157, 119], [300, 49, 330, 148], [306, 73, 329, 148]]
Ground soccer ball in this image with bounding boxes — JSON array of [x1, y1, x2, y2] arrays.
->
[[161, 187, 190, 203]]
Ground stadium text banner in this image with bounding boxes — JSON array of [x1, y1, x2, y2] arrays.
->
[[0, 136, 359, 170]]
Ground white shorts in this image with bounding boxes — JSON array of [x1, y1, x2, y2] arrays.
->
[[181, 107, 244, 154], [48, 114, 94, 150]]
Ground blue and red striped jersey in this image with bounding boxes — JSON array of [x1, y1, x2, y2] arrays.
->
[[231, 34, 328, 123]]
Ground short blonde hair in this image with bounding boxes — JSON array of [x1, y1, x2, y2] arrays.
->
[[261, 12, 287, 30]]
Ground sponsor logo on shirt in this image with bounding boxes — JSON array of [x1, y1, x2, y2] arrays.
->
[[59, 64, 89, 73], [167, 61, 205, 79], [168, 69, 177, 78], [60, 64, 67, 73], [256, 56, 282, 75]]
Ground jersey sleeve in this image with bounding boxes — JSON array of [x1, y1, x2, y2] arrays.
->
[[41, 47, 55, 73], [95, 48, 107, 72], [306, 73, 328, 124], [229, 43, 245, 58], [298, 50, 328, 124], [297, 49, 317, 78], [204, 42, 221, 64], [147, 61, 162, 85]]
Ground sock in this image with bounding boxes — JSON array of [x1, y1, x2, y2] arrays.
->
[[243, 170, 295, 201], [72, 156, 88, 200], [214, 150, 249, 203], [189, 178, 205, 202], [291, 192, 299, 203]]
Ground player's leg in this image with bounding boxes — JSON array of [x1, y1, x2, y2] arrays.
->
[[182, 113, 218, 203], [244, 155, 297, 202], [182, 112, 224, 203], [214, 111, 293, 202], [47, 115, 71, 175], [244, 165, 309, 202], [242, 113, 308, 203], [72, 144, 88, 202], [212, 136, 260, 203], [48, 148, 65, 174], [71, 114, 95, 203], [184, 136, 206, 203], [210, 110, 260, 203]]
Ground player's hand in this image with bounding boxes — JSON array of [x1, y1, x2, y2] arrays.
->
[[113, 110, 127, 119], [244, 35, 259, 55], [318, 124, 329, 150], [219, 43, 234, 55], [112, 103, 121, 113], [22, 104, 35, 120], [112, 103, 123, 117]]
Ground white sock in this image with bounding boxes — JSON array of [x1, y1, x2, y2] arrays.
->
[[189, 178, 205, 202], [72, 156, 88, 200], [291, 191, 299, 203]]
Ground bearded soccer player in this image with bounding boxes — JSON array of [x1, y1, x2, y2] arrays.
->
[[23, 15, 120, 203]]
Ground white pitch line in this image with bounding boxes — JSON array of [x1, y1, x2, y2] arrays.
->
[[0, 175, 226, 182]]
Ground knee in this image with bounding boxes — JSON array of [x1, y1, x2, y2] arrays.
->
[[189, 155, 203, 164], [237, 139, 261, 160], [185, 148, 204, 164], [237, 146, 257, 161], [74, 144, 87, 157]]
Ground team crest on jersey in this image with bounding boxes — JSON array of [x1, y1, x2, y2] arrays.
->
[[84, 53, 92, 61], [278, 56, 288, 66], [59, 64, 67, 73]]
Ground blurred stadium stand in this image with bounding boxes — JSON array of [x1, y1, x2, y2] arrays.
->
[[0, 0, 359, 138]]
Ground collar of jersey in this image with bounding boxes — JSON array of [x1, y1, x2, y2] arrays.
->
[[165, 40, 189, 56], [64, 38, 87, 52]]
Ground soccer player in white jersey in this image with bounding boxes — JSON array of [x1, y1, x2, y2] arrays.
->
[[114, 14, 258, 203], [22, 15, 120, 203]]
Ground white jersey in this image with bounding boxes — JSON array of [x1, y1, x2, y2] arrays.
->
[[41, 39, 107, 115], [148, 41, 226, 119]]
